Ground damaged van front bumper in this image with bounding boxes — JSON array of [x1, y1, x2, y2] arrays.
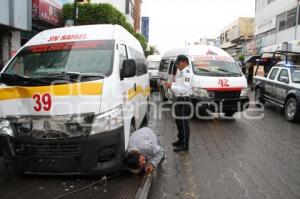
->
[[0, 126, 125, 175]]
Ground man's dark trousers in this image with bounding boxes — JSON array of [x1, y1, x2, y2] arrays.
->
[[174, 97, 191, 147]]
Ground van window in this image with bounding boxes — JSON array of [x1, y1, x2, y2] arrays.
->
[[119, 44, 128, 69], [192, 55, 242, 76], [159, 59, 169, 72], [147, 61, 160, 70], [129, 47, 147, 76], [4, 40, 115, 77]]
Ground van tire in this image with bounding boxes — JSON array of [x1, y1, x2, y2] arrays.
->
[[284, 97, 300, 122]]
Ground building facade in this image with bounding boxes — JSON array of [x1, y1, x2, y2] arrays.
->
[[91, 0, 142, 32], [254, 0, 300, 53], [0, 0, 32, 70], [185, 37, 220, 48], [220, 17, 255, 60]]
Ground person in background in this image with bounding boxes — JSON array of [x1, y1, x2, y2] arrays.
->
[[125, 127, 164, 174]]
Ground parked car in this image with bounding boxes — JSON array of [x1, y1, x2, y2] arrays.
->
[[254, 59, 300, 122]]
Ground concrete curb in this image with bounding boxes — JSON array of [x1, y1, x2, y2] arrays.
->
[[135, 172, 153, 199]]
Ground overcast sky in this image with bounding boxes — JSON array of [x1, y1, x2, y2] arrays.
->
[[142, 0, 255, 53]]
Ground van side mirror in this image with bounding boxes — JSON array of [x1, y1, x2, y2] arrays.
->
[[121, 59, 136, 80]]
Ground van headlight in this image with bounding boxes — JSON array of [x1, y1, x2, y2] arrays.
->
[[240, 88, 248, 97], [0, 119, 14, 137], [90, 106, 124, 135], [192, 87, 209, 98]]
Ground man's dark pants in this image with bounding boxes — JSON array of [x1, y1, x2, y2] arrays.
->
[[174, 97, 191, 147]]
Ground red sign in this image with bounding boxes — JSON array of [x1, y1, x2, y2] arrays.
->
[[32, 0, 62, 26], [28, 41, 105, 53]]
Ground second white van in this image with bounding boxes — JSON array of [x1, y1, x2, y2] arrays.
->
[[158, 45, 249, 116]]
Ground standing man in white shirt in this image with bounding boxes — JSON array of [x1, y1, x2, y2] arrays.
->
[[165, 55, 193, 152]]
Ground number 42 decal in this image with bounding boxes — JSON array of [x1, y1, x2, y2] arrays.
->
[[32, 93, 52, 112], [218, 79, 230, 87]]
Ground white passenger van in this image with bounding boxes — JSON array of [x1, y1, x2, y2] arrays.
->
[[158, 45, 249, 116], [147, 54, 161, 89], [0, 24, 150, 175]]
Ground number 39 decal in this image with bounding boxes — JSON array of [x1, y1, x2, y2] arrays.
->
[[32, 93, 52, 112], [218, 79, 230, 87]]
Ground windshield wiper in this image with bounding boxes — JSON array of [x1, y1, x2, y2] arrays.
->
[[195, 68, 225, 76], [45, 72, 105, 78], [214, 69, 241, 77], [0, 73, 50, 85]]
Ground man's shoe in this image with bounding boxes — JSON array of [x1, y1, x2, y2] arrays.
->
[[172, 140, 181, 147], [173, 145, 189, 152]]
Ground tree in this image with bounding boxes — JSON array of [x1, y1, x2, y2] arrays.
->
[[62, 3, 147, 51]]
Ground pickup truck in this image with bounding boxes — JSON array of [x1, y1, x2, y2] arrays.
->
[[253, 63, 300, 122]]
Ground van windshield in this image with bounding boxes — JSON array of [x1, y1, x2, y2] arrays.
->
[[192, 55, 242, 77], [3, 40, 114, 79], [147, 61, 160, 70]]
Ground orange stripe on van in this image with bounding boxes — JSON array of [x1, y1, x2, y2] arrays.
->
[[0, 82, 103, 101]]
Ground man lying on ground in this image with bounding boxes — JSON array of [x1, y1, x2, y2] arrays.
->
[[125, 127, 164, 174]]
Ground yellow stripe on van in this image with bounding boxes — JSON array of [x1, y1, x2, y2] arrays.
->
[[127, 85, 150, 100], [0, 82, 103, 101]]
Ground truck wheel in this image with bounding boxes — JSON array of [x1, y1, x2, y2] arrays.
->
[[285, 98, 300, 122], [255, 88, 265, 107]]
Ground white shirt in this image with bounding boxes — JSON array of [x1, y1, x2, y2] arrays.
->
[[171, 66, 193, 97]]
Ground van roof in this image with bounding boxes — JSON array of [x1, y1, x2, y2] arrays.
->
[[24, 24, 143, 52], [162, 45, 232, 59]]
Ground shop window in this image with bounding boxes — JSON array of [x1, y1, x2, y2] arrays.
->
[[277, 12, 286, 31], [286, 8, 296, 29]]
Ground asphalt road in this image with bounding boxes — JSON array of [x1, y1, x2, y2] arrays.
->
[[0, 93, 299, 199], [148, 93, 300, 199]]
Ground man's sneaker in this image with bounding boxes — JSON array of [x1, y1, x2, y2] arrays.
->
[[173, 145, 189, 152]]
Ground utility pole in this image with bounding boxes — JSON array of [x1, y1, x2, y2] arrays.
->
[[73, 0, 78, 25]]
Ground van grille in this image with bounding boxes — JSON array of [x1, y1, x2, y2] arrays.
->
[[211, 91, 241, 99], [12, 140, 85, 158]]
